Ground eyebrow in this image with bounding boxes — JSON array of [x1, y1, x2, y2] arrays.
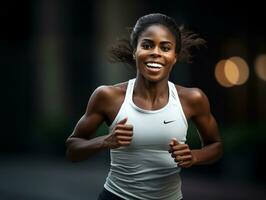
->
[[141, 38, 174, 45]]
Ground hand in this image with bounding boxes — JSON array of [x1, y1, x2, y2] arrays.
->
[[169, 138, 196, 168], [104, 117, 133, 149]]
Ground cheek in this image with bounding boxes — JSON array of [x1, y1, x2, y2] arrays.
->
[[135, 53, 145, 70], [136, 48, 147, 57], [135, 51, 148, 65], [166, 54, 177, 65]]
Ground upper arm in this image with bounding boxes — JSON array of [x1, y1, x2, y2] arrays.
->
[[69, 86, 111, 139], [188, 88, 221, 146]]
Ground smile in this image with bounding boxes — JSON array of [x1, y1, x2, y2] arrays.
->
[[145, 62, 164, 71]]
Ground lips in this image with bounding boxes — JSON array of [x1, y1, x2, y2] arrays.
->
[[145, 62, 165, 72]]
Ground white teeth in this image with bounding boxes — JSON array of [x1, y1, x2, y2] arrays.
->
[[146, 63, 163, 68]]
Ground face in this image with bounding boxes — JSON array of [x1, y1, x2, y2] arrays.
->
[[134, 24, 177, 82]]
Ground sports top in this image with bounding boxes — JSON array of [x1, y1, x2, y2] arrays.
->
[[104, 78, 188, 200]]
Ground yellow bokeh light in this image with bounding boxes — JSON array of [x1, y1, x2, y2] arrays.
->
[[255, 54, 266, 81], [228, 56, 249, 85], [224, 59, 239, 85], [215, 60, 234, 87], [215, 56, 249, 87]]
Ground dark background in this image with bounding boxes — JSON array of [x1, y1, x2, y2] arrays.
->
[[1, 0, 266, 199]]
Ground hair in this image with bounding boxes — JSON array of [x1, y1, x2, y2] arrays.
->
[[108, 13, 206, 67]]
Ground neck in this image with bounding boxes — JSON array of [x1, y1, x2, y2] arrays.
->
[[134, 75, 169, 102]]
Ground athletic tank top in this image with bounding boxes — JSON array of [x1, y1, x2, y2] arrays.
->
[[104, 78, 188, 200]]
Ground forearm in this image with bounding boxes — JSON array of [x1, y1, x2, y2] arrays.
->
[[191, 141, 223, 165], [66, 135, 108, 162]]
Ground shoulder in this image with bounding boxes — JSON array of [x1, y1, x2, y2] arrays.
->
[[176, 85, 208, 105], [87, 81, 128, 114], [92, 81, 127, 100], [174, 84, 210, 117]]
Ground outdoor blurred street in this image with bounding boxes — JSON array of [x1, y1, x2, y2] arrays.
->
[[1, 152, 265, 200], [1, 0, 266, 199]]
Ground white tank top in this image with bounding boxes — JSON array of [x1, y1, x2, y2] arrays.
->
[[104, 78, 188, 200]]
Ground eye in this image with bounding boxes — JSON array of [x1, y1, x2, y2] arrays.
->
[[141, 42, 153, 50], [161, 46, 171, 52]]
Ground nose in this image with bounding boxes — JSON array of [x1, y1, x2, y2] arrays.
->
[[150, 46, 161, 57]]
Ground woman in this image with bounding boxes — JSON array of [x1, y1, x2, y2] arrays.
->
[[66, 13, 223, 200]]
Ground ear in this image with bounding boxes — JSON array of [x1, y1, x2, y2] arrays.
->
[[174, 53, 178, 64], [133, 49, 136, 60]]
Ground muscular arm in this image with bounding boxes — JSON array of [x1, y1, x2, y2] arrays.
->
[[65, 86, 110, 162], [189, 89, 223, 165], [65, 85, 133, 162], [170, 87, 223, 168]]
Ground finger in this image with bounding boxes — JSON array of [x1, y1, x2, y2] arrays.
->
[[172, 149, 191, 156], [171, 144, 189, 151], [115, 130, 133, 136], [168, 146, 174, 153], [178, 161, 192, 168], [169, 137, 178, 146], [179, 154, 192, 161], [117, 135, 133, 141], [117, 117, 128, 125], [174, 156, 182, 162], [169, 138, 180, 153], [116, 124, 133, 130], [118, 141, 131, 146], [174, 154, 192, 163]]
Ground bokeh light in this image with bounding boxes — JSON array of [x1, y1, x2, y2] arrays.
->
[[224, 59, 239, 85], [215, 60, 234, 87], [215, 57, 249, 87], [228, 56, 249, 85], [254, 54, 266, 81]]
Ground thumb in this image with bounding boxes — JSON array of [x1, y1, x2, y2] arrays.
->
[[117, 117, 128, 125], [170, 138, 179, 146]]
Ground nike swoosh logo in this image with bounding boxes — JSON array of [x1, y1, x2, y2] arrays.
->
[[163, 120, 175, 124]]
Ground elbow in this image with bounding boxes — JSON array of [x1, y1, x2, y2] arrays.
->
[[216, 141, 223, 161], [65, 149, 76, 163], [65, 138, 80, 162]]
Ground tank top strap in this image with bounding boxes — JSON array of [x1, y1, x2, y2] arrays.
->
[[168, 81, 188, 127], [168, 81, 179, 104], [124, 78, 135, 103]]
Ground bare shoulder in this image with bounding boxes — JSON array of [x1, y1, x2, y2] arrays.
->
[[175, 85, 210, 117], [86, 81, 128, 122], [93, 81, 127, 100], [175, 85, 208, 105]]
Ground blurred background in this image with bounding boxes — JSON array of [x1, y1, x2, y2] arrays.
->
[[1, 0, 266, 199]]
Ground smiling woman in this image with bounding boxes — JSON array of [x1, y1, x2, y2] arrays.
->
[[134, 24, 177, 82], [65, 13, 223, 200]]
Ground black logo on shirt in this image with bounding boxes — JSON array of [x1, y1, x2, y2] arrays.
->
[[163, 120, 175, 124]]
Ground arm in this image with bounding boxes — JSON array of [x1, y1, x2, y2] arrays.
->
[[169, 88, 223, 167], [189, 89, 223, 165], [65, 86, 133, 162]]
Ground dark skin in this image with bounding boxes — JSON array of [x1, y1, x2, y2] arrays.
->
[[66, 24, 223, 167]]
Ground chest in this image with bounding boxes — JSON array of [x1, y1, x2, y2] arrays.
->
[[121, 106, 187, 151]]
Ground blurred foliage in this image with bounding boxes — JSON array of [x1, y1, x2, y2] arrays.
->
[[220, 121, 266, 153], [29, 115, 72, 155], [186, 121, 202, 148], [95, 123, 109, 136]]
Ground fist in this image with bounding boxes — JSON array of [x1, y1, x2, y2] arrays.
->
[[105, 117, 133, 149], [169, 138, 195, 168]]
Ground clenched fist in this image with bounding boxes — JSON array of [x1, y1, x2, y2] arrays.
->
[[169, 138, 196, 168], [104, 117, 133, 149]]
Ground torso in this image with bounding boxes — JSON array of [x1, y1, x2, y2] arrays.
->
[[103, 78, 187, 200], [103, 81, 194, 126]]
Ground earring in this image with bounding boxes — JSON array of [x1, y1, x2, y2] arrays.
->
[[133, 54, 136, 60]]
